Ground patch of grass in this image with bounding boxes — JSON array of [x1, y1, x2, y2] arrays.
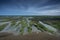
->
[[33, 21, 54, 34], [33, 22, 47, 31], [27, 27, 32, 33], [21, 20, 28, 27], [43, 20, 60, 30], [11, 20, 16, 26], [20, 27, 24, 35], [15, 21, 21, 27], [47, 30, 54, 33], [0, 24, 8, 31]]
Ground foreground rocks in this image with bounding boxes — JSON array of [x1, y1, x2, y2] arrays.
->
[[0, 32, 60, 40]]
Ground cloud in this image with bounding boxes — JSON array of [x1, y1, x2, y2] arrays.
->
[[0, 0, 60, 15]]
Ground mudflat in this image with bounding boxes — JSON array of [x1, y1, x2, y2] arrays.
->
[[0, 32, 59, 40]]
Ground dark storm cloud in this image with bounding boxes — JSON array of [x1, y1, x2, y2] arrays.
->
[[0, 0, 60, 15], [0, 0, 60, 8]]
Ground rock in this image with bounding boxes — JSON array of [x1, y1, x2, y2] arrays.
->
[[0, 32, 59, 40]]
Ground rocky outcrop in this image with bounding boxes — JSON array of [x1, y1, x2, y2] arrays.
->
[[0, 32, 59, 40]]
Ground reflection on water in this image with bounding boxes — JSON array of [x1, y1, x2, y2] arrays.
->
[[0, 18, 60, 35], [1, 22, 11, 32], [39, 21, 58, 32], [32, 25, 41, 33], [39, 21, 60, 36]]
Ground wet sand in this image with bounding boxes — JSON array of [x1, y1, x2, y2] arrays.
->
[[0, 32, 59, 40]]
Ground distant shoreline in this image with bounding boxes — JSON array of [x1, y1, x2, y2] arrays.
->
[[0, 15, 60, 16]]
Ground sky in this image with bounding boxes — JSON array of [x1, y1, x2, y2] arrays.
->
[[0, 0, 60, 15]]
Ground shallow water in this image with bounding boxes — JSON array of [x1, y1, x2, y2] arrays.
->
[[0, 19, 59, 35], [1, 22, 11, 32], [39, 21, 58, 32], [0, 22, 10, 25], [32, 25, 41, 33]]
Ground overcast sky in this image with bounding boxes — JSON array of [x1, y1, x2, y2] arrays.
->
[[0, 0, 60, 15]]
